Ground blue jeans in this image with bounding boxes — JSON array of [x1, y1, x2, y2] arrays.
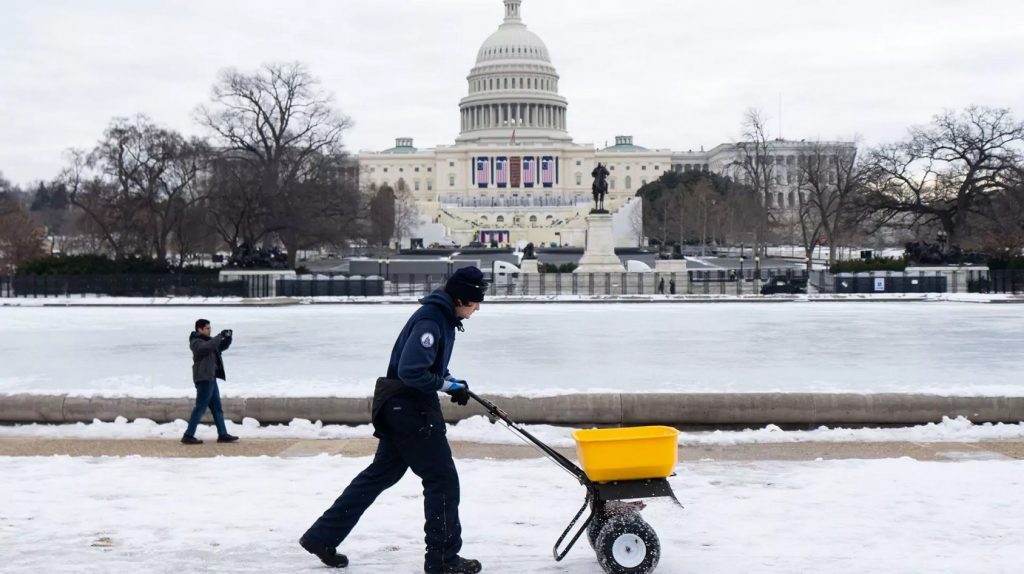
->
[[185, 380, 229, 437], [303, 394, 462, 573]]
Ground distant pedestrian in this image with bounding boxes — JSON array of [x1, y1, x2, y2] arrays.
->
[[182, 319, 238, 445], [669, 278, 677, 295], [658, 277, 665, 294]]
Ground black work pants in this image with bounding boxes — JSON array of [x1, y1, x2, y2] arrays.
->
[[303, 395, 462, 573]]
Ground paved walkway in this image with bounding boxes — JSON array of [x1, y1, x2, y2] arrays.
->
[[1, 437, 1022, 462]]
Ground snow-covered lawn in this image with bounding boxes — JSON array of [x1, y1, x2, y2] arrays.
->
[[1, 454, 1020, 573], [2, 302, 1023, 397], [3, 415, 1024, 446]]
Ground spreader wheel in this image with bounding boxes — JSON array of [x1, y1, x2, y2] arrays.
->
[[586, 513, 606, 549], [595, 513, 660, 574]]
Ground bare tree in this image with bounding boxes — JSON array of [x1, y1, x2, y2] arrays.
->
[[867, 106, 1024, 250], [62, 148, 140, 258], [197, 62, 355, 265], [733, 109, 776, 257], [392, 179, 420, 249], [60, 117, 205, 262], [0, 195, 47, 273], [367, 183, 396, 247], [273, 152, 363, 267], [973, 164, 1024, 255], [796, 142, 870, 264]]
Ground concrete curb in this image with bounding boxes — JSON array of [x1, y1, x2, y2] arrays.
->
[[2, 393, 1023, 426]]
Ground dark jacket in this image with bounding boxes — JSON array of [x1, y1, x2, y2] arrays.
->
[[190, 332, 232, 383], [371, 290, 462, 433]]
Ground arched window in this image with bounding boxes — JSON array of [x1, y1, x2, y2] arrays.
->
[[625, 176, 632, 189], [610, 178, 616, 190], [546, 214, 554, 221], [496, 215, 505, 223], [529, 215, 537, 224], [480, 215, 488, 222]]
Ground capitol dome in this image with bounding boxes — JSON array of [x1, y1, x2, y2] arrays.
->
[[457, 0, 571, 143]]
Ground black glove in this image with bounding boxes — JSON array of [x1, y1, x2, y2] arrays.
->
[[447, 381, 470, 407], [220, 329, 233, 338]]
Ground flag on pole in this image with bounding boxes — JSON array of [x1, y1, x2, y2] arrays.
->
[[510, 129, 516, 145]]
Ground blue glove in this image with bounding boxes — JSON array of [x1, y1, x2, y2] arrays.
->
[[442, 378, 470, 406], [441, 377, 465, 392]]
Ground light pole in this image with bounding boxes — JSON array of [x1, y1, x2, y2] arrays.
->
[[377, 259, 383, 277]]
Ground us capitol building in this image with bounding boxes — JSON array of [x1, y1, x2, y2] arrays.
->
[[358, 0, 850, 249]]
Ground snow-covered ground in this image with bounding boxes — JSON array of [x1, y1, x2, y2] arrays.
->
[[3, 415, 1024, 446], [1, 302, 1022, 397], [1, 454, 1020, 573]]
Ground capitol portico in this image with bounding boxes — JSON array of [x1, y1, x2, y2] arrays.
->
[[358, 0, 851, 249]]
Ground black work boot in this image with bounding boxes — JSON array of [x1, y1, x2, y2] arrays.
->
[[181, 434, 203, 445], [299, 536, 348, 568], [217, 434, 239, 443], [441, 556, 482, 574]]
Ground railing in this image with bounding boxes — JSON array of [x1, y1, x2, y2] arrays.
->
[[3, 269, 1020, 299], [0, 274, 245, 298]]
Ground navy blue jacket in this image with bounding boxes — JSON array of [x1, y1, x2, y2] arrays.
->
[[386, 289, 462, 392]]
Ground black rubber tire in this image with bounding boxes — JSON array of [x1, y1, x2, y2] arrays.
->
[[594, 513, 660, 574], [587, 513, 606, 549]]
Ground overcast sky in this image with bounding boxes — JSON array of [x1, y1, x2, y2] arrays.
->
[[3, 0, 1023, 185]]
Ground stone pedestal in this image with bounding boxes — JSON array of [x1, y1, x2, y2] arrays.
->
[[574, 213, 625, 273], [519, 259, 540, 274]]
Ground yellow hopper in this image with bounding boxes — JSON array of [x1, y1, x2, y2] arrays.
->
[[572, 426, 680, 482]]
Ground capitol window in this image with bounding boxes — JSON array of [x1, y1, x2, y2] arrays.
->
[[415, 167, 420, 172], [642, 165, 647, 171], [449, 161, 454, 167], [575, 173, 582, 185], [427, 180, 433, 191], [497, 215, 505, 223], [529, 215, 537, 224], [625, 176, 632, 189], [449, 175, 455, 187], [414, 180, 420, 191], [428, 167, 432, 172], [383, 167, 388, 173]]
